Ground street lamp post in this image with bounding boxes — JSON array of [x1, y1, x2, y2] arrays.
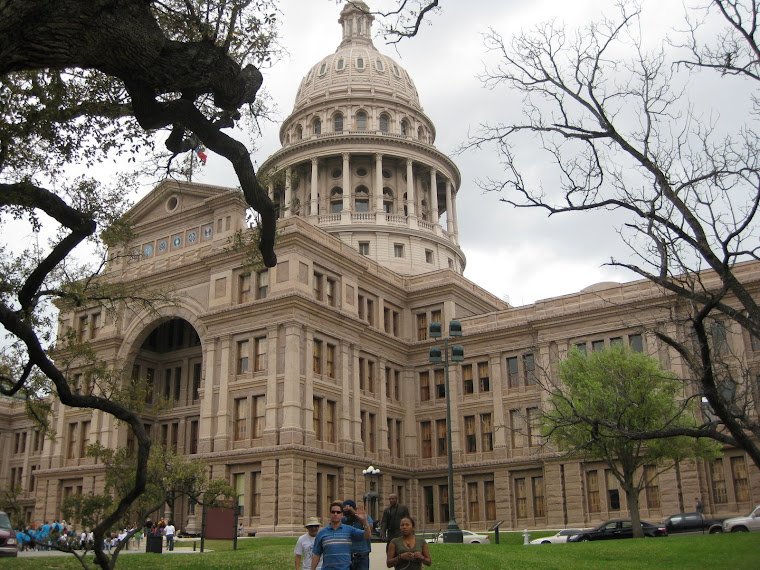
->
[[429, 320, 464, 543], [362, 465, 381, 538]]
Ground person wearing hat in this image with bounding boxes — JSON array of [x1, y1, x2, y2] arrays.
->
[[341, 499, 373, 570], [295, 517, 322, 570]]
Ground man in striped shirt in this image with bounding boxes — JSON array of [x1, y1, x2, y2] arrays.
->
[[311, 501, 371, 570]]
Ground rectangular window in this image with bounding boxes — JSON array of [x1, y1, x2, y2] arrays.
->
[[189, 420, 199, 454], [192, 362, 202, 401], [587, 470, 600, 512], [387, 418, 393, 452], [234, 398, 247, 440], [237, 340, 249, 374], [431, 309, 442, 326], [591, 339, 605, 352], [421, 421, 432, 458], [731, 456, 751, 502], [384, 308, 391, 334], [67, 423, 78, 459], [385, 366, 392, 398], [606, 469, 621, 510], [239, 274, 251, 303], [465, 415, 476, 453], [395, 419, 402, 458], [515, 478, 527, 518], [173, 367, 182, 401], [435, 369, 445, 398], [424, 486, 435, 523], [313, 272, 324, 301], [358, 295, 365, 321], [629, 333, 644, 352], [507, 356, 519, 388], [644, 465, 661, 509], [394, 370, 400, 400], [145, 367, 155, 403], [234, 474, 245, 516], [417, 313, 428, 341], [252, 395, 264, 438], [254, 337, 266, 371], [326, 400, 336, 442], [610, 337, 624, 347], [439, 485, 449, 522], [359, 242, 370, 255], [711, 459, 728, 504], [252, 471, 262, 516], [485, 480, 496, 519], [326, 344, 336, 378], [368, 412, 376, 452], [394, 243, 404, 257], [468, 482, 480, 521], [89, 312, 101, 339], [313, 339, 323, 374], [367, 360, 375, 392], [526, 407, 539, 447], [326, 278, 336, 306], [478, 362, 490, 392], [436, 419, 447, 456], [314, 397, 323, 440], [163, 369, 172, 399], [523, 354, 536, 385], [462, 364, 474, 394], [255, 269, 268, 299], [481, 413, 493, 451], [575, 342, 587, 356], [425, 249, 433, 263], [79, 420, 90, 459], [419, 371, 430, 401], [510, 409, 523, 449], [532, 476, 546, 517]]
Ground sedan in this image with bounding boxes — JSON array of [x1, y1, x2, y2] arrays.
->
[[426, 530, 490, 544], [0, 511, 18, 558], [567, 519, 667, 542], [530, 529, 582, 544]]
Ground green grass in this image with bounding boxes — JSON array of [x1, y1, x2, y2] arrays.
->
[[3, 532, 759, 569]]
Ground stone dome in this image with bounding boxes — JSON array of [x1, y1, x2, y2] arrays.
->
[[292, 1, 421, 111]]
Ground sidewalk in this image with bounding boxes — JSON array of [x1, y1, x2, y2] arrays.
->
[[18, 545, 203, 557]]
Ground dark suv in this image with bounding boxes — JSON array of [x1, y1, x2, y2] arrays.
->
[[0, 511, 19, 557]]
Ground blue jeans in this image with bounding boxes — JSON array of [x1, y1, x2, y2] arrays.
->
[[350, 552, 370, 570], [166, 534, 174, 551]]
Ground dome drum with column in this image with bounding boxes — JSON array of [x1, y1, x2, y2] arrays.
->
[[259, 1, 464, 276]]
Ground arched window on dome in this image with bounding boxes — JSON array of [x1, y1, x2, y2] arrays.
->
[[295, 125, 303, 141], [357, 57, 365, 69], [319, 63, 327, 75], [356, 111, 367, 131], [418, 126, 424, 141], [334, 114, 344, 133], [285, 133, 290, 144], [383, 187, 394, 213], [337, 58, 344, 71], [330, 188, 343, 213], [354, 185, 369, 212], [403, 192, 408, 216], [421, 199, 428, 221], [379, 114, 389, 133], [376, 59, 384, 71], [400, 120, 408, 136], [313, 118, 321, 135]]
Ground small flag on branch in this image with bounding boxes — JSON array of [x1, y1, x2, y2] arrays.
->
[[195, 146, 208, 164]]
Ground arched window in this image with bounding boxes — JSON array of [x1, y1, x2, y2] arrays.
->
[[295, 125, 303, 141], [383, 187, 394, 213], [337, 58, 344, 71], [330, 188, 343, 213], [356, 111, 367, 131], [400, 120, 408, 136], [357, 57, 365, 69], [334, 114, 343, 133], [313, 118, 321, 135], [319, 63, 327, 75], [354, 185, 370, 212], [379, 114, 389, 133], [418, 126, 424, 141], [376, 59, 384, 71]]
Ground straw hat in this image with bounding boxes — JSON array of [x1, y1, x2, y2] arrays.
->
[[304, 517, 321, 527]]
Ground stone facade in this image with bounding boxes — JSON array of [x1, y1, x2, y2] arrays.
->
[[1, 2, 759, 535]]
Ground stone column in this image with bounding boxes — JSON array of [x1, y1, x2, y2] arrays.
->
[[490, 354, 507, 457], [378, 358, 389, 461], [199, 337, 217, 454], [267, 181, 274, 200], [405, 159, 416, 217], [340, 341, 354, 454], [445, 180, 454, 234], [451, 185, 459, 242], [429, 168, 438, 223], [310, 158, 319, 218], [342, 152, 351, 213], [213, 336, 231, 451], [263, 326, 279, 446], [375, 153, 384, 213], [304, 328, 316, 445], [280, 323, 303, 444], [284, 167, 292, 217]]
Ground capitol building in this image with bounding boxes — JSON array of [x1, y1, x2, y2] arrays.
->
[[2, 2, 759, 535]]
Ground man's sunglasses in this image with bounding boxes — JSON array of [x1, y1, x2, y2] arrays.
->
[[330, 510, 342, 514]]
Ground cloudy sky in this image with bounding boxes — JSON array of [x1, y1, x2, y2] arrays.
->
[[193, 0, 730, 306]]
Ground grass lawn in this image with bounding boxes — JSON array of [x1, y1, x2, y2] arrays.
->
[[2, 532, 758, 569]]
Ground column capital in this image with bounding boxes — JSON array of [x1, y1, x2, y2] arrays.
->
[[311, 157, 319, 166], [342, 152, 351, 161], [375, 153, 384, 161]]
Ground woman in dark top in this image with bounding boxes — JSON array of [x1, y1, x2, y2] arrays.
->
[[387, 516, 431, 569]]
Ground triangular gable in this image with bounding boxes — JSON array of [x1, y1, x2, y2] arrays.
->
[[126, 180, 240, 228]]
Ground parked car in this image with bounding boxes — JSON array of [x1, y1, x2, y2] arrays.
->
[[567, 519, 667, 542], [426, 529, 490, 544], [663, 512, 724, 534], [530, 529, 582, 544], [722, 505, 760, 532], [0, 511, 19, 557]]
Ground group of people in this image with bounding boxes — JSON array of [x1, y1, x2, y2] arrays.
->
[[294, 493, 431, 570], [143, 518, 176, 550]]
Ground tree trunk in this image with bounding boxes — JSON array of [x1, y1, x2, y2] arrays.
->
[[623, 480, 645, 539]]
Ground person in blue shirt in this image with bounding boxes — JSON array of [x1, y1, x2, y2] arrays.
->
[[341, 500, 372, 570], [311, 501, 371, 570]]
